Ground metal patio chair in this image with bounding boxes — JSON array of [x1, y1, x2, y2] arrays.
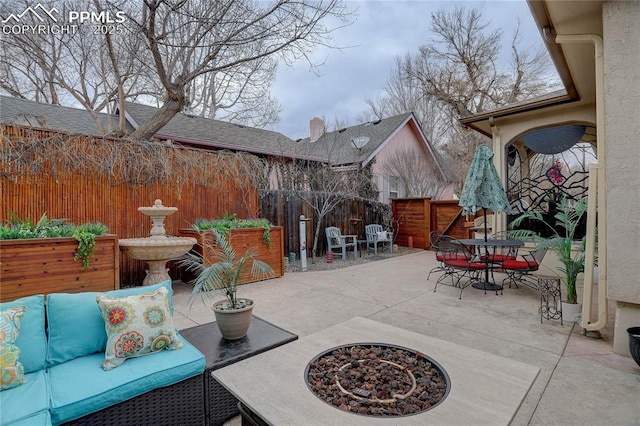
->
[[426, 231, 444, 280], [481, 231, 520, 264], [501, 247, 548, 290], [433, 238, 485, 299]]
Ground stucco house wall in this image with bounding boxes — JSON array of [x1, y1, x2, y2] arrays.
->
[[603, 0, 640, 354]]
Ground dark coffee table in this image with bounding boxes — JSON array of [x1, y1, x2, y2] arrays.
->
[[180, 316, 298, 426]]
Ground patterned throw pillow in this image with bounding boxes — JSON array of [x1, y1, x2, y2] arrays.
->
[[0, 305, 27, 390], [96, 287, 182, 371]]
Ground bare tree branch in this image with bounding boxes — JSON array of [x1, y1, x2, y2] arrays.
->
[[362, 6, 557, 192], [0, 0, 351, 138], [129, 0, 352, 141], [266, 119, 374, 259], [379, 147, 446, 198]]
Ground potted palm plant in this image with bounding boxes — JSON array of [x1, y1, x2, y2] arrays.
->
[[178, 217, 285, 284], [510, 197, 588, 321], [179, 229, 274, 340]]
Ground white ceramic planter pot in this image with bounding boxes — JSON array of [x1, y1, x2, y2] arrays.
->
[[561, 301, 582, 323], [212, 298, 254, 340]]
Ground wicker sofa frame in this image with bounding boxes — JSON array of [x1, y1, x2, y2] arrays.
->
[[62, 374, 205, 426], [59, 317, 298, 426]]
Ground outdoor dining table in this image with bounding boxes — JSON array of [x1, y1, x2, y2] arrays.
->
[[457, 238, 524, 291]]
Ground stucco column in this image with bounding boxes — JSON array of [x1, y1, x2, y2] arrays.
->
[[603, 1, 640, 355]]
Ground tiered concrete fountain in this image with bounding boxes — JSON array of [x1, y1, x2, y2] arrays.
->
[[119, 199, 197, 285]]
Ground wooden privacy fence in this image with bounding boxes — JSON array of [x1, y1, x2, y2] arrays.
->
[[391, 197, 470, 249], [1, 125, 260, 286], [259, 190, 390, 258]]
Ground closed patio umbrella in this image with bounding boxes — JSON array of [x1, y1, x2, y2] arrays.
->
[[459, 145, 512, 221], [458, 145, 512, 291]]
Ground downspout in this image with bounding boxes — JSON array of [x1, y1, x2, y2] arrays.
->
[[489, 117, 506, 234], [543, 28, 607, 334]]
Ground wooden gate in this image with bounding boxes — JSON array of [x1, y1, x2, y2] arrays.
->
[[391, 198, 470, 249]]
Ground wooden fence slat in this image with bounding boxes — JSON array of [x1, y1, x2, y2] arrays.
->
[[392, 198, 469, 249], [3, 126, 394, 282], [258, 190, 390, 258], [1, 126, 258, 286]]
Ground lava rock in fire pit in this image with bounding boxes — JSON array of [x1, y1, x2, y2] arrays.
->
[[305, 343, 450, 417]]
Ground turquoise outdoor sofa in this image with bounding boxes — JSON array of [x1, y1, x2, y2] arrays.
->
[[0, 281, 205, 426]]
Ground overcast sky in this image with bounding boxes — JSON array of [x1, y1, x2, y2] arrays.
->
[[270, 0, 546, 139]]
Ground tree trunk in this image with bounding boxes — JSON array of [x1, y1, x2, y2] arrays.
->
[[128, 90, 185, 141], [312, 217, 323, 261]]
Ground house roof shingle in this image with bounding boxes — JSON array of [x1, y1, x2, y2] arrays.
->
[[0, 96, 455, 182], [0, 96, 323, 161], [296, 112, 456, 182], [296, 113, 413, 166], [0, 96, 129, 136], [121, 102, 324, 161]]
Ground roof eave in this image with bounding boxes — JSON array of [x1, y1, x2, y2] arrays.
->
[[526, 0, 578, 99], [459, 0, 584, 136], [459, 92, 576, 137], [154, 132, 327, 163], [405, 114, 450, 182], [361, 113, 412, 167]]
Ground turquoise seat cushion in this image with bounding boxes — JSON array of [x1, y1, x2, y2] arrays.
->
[[0, 370, 50, 426], [0, 295, 46, 374], [46, 281, 174, 366], [48, 336, 204, 425], [2, 411, 51, 426]]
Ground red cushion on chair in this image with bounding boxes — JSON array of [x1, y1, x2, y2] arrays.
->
[[445, 259, 487, 270], [482, 254, 517, 262], [502, 259, 539, 270], [437, 253, 472, 261]]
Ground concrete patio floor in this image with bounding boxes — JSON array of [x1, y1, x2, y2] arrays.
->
[[172, 251, 640, 425]]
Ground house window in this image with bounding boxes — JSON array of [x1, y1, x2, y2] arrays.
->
[[389, 176, 399, 200]]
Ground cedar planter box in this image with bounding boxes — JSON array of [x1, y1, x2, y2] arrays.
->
[[178, 227, 284, 285], [0, 235, 120, 302]]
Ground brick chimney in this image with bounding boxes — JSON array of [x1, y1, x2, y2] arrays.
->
[[309, 117, 325, 142]]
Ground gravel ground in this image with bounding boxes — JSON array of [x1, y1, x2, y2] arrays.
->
[[285, 246, 424, 273]]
